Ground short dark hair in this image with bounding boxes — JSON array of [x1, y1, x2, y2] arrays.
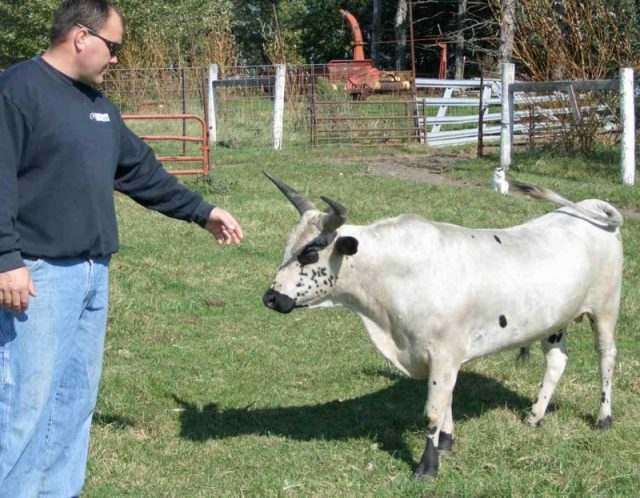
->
[[49, 0, 122, 46]]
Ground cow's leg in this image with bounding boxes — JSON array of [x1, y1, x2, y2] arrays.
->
[[526, 330, 568, 427], [438, 406, 454, 455], [414, 357, 460, 479], [590, 314, 617, 429]]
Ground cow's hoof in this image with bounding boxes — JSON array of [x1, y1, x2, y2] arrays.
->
[[526, 412, 543, 428], [413, 464, 437, 480], [595, 415, 612, 430], [437, 432, 454, 455]]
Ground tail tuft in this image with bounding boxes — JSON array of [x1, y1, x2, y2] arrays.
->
[[509, 180, 623, 228]]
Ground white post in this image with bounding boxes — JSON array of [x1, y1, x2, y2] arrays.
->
[[273, 64, 286, 150], [207, 64, 218, 146], [620, 68, 636, 186], [500, 62, 515, 172]]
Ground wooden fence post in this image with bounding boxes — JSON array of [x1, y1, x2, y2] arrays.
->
[[273, 64, 286, 150], [620, 67, 636, 186], [500, 62, 515, 171], [207, 64, 218, 146]]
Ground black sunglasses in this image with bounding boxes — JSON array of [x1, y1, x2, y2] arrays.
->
[[75, 23, 121, 56]]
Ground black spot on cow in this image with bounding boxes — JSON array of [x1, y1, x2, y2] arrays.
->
[[601, 392, 606, 403], [499, 315, 507, 328], [494, 235, 502, 244], [548, 334, 557, 344], [432, 380, 437, 385]]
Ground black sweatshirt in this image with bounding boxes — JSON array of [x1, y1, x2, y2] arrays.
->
[[0, 56, 214, 273]]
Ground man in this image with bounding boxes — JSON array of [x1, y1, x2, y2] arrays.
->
[[0, 1, 243, 495]]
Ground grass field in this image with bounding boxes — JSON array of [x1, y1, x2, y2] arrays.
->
[[85, 145, 640, 497]]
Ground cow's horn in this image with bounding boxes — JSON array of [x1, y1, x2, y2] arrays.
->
[[263, 171, 315, 215], [321, 196, 347, 232]]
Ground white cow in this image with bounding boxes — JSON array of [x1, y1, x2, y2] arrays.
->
[[262, 172, 623, 479]]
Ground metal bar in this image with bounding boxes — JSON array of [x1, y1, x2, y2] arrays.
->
[[310, 68, 317, 146], [138, 136, 202, 142], [418, 97, 501, 106], [157, 156, 204, 161], [211, 77, 274, 88], [415, 78, 491, 88], [181, 68, 186, 155], [169, 169, 206, 176], [315, 126, 421, 133], [123, 114, 206, 120], [314, 136, 411, 143], [122, 113, 209, 175], [477, 71, 484, 158], [511, 79, 618, 92], [567, 85, 583, 124], [314, 99, 419, 105], [314, 115, 419, 121]]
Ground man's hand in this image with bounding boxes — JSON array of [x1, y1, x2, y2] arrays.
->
[[0, 267, 37, 313], [204, 207, 244, 245]]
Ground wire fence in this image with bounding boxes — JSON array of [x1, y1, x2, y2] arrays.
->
[[103, 64, 423, 151], [101, 64, 636, 167]]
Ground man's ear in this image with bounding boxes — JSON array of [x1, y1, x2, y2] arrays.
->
[[335, 236, 358, 256]]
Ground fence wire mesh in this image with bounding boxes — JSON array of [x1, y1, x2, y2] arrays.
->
[[102, 64, 426, 152], [511, 86, 621, 155], [101, 65, 635, 163]]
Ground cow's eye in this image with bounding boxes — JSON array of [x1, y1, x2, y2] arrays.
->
[[298, 248, 319, 265]]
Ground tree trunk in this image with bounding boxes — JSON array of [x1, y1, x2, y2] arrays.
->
[[500, 0, 516, 64], [454, 0, 468, 79], [394, 0, 408, 71], [370, 0, 382, 65]]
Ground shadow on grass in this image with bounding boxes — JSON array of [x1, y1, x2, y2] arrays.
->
[[93, 412, 137, 429], [171, 370, 532, 468]]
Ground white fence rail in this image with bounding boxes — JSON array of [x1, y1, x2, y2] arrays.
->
[[414, 76, 623, 149]]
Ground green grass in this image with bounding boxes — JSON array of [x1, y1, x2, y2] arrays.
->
[[85, 146, 640, 497]]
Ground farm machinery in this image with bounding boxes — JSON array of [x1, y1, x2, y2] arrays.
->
[[326, 9, 411, 99]]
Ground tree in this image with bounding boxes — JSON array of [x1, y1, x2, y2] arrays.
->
[[0, 0, 58, 68], [370, 0, 383, 66], [394, 0, 409, 70], [454, 0, 469, 78], [499, 0, 515, 64], [512, 0, 637, 80]]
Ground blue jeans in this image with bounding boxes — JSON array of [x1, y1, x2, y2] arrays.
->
[[0, 257, 110, 497]]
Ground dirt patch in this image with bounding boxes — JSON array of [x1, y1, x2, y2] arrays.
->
[[619, 207, 640, 222], [360, 153, 476, 187], [353, 153, 640, 222]]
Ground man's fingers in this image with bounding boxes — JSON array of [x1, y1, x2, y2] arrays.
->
[[215, 223, 242, 245], [11, 289, 23, 312], [229, 221, 244, 240], [29, 278, 37, 297], [0, 267, 36, 312], [19, 288, 30, 311]]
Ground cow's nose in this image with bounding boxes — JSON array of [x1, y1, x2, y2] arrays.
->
[[263, 288, 296, 313]]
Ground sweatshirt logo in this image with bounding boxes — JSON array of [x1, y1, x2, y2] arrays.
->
[[90, 112, 111, 122]]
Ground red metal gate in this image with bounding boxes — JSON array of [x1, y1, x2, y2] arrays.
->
[[122, 114, 210, 175]]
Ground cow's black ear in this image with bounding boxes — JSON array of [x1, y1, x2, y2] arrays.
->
[[335, 236, 358, 256]]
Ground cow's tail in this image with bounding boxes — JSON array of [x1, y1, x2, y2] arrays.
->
[[510, 180, 624, 228]]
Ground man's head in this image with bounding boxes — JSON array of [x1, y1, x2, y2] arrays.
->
[[46, 0, 124, 86]]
